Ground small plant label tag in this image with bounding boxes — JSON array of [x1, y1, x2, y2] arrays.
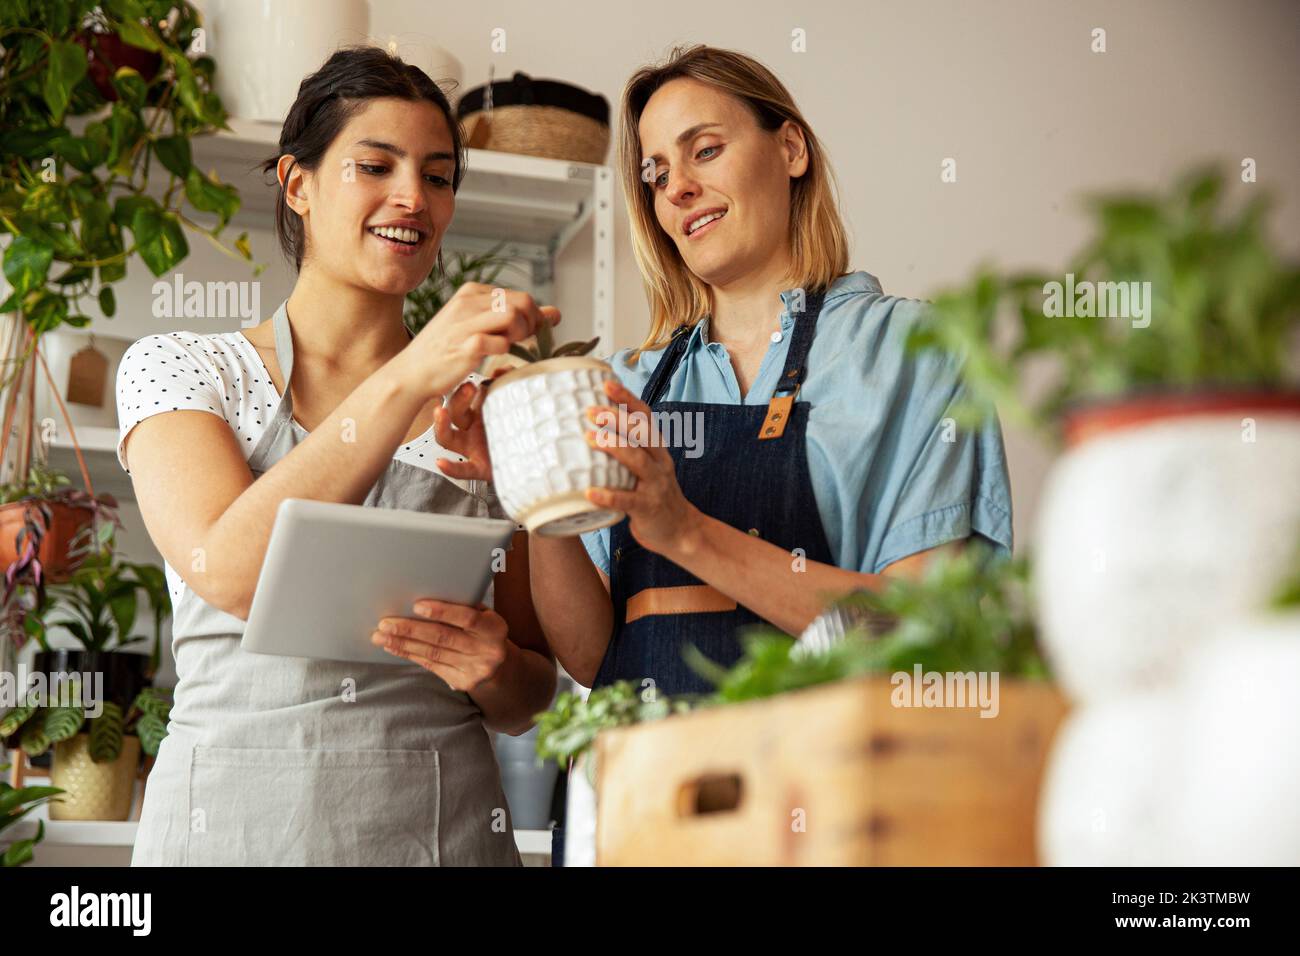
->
[[66, 345, 108, 407]]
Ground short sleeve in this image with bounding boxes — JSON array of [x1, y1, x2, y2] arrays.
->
[[115, 333, 226, 474], [871, 346, 1014, 573]]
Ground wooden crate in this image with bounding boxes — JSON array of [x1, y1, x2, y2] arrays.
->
[[594, 675, 1069, 866]]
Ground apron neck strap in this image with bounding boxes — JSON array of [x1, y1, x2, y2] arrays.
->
[[271, 302, 296, 399], [640, 287, 828, 408], [268, 303, 416, 410]]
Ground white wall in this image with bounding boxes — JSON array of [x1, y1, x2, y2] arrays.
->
[[74, 0, 1300, 561], [366, 0, 1300, 549]]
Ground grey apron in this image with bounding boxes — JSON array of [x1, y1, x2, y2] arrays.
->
[[131, 302, 521, 866]]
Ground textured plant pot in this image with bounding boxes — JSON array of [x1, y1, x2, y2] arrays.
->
[[1164, 614, 1300, 865], [482, 357, 635, 537], [1037, 689, 1181, 866], [49, 733, 141, 821], [0, 500, 96, 582], [1034, 395, 1300, 704]]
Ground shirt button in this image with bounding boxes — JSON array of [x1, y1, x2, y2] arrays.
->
[[770, 331, 783, 343]]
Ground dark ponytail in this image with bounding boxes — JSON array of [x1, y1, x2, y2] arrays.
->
[[260, 46, 465, 271]]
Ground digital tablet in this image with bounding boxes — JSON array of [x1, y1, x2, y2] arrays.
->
[[241, 498, 516, 665]]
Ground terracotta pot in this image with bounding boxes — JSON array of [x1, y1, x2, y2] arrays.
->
[[1035, 389, 1300, 704], [49, 733, 141, 821], [0, 500, 96, 582], [1060, 388, 1300, 449]]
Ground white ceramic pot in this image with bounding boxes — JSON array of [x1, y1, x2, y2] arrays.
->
[[1037, 689, 1181, 866], [482, 357, 635, 536], [1035, 413, 1300, 704], [201, 0, 370, 123], [1164, 614, 1300, 865], [563, 752, 598, 867]]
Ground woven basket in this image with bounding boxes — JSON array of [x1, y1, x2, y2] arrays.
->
[[458, 72, 610, 165]]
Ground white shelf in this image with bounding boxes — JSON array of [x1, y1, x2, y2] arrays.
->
[[196, 118, 611, 279], [46, 425, 135, 504]]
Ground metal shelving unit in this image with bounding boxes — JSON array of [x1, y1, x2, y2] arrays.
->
[[43, 120, 616, 502]]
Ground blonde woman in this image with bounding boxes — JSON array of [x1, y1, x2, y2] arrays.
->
[[439, 45, 1013, 694]]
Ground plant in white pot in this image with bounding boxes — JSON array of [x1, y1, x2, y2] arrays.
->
[[908, 165, 1300, 705], [481, 322, 635, 536]]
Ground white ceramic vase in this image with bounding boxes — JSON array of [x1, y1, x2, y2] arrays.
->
[[1037, 689, 1181, 866], [201, 0, 370, 123], [1034, 414, 1300, 704], [1164, 614, 1300, 865], [482, 357, 635, 537]]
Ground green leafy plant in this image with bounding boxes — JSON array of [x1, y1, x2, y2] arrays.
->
[[403, 245, 512, 336], [1, 462, 121, 651], [505, 311, 600, 365], [534, 545, 1047, 765], [0, 761, 63, 866], [0, 0, 253, 338], [0, 679, 169, 763], [689, 544, 1048, 702], [907, 166, 1300, 437], [32, 547, 171, 659], [534, 680, 690, 768]]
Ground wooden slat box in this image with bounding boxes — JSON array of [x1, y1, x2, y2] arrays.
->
[[595, 675, 1069, 866]]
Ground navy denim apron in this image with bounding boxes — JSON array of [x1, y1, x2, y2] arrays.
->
[[594, 289, 836, 696]]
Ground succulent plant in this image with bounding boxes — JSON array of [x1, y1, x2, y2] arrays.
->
[[507, 315, 600, 364]]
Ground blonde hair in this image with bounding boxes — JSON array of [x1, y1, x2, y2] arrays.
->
[[619, 44, 850, 361]]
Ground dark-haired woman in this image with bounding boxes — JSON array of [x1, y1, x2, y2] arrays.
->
[[116, 47, 557, 866]]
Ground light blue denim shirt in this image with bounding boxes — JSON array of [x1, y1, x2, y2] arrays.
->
[[579, 270, 1013, 576]]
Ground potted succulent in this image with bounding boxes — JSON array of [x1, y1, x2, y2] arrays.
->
[[907, 165, 1300, 705], [481, 318, 634, 536], [0, 761, 64, 866]]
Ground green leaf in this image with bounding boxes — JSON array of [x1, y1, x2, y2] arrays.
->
[[0, 127, 68, 160], [0, 704, 36, 738], [153, 135, 191, 179], [21, 183, 70, 223], [183, 167, 239, 228], [131, 206, 188, 276], [20, 719, 51, 759], [42, 41, 89, 124], [112, 16, 161, 53], [111, 66, 148, 109], [98, 285, 116, 317], [2, 236, 54, 297], [43, 705, 86, 744], [106, 103, 144, 172], [89, 701, 124, 763], [234, 232, 252, 260], [56, 133, 107, 174], [113, 193, 157, 230]]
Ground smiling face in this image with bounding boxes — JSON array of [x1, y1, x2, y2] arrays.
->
[[638, 77, 808, 289], [283, 97, 456, 296]]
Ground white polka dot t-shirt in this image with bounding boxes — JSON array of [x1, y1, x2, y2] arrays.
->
[[115, 329, 458, 475]]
